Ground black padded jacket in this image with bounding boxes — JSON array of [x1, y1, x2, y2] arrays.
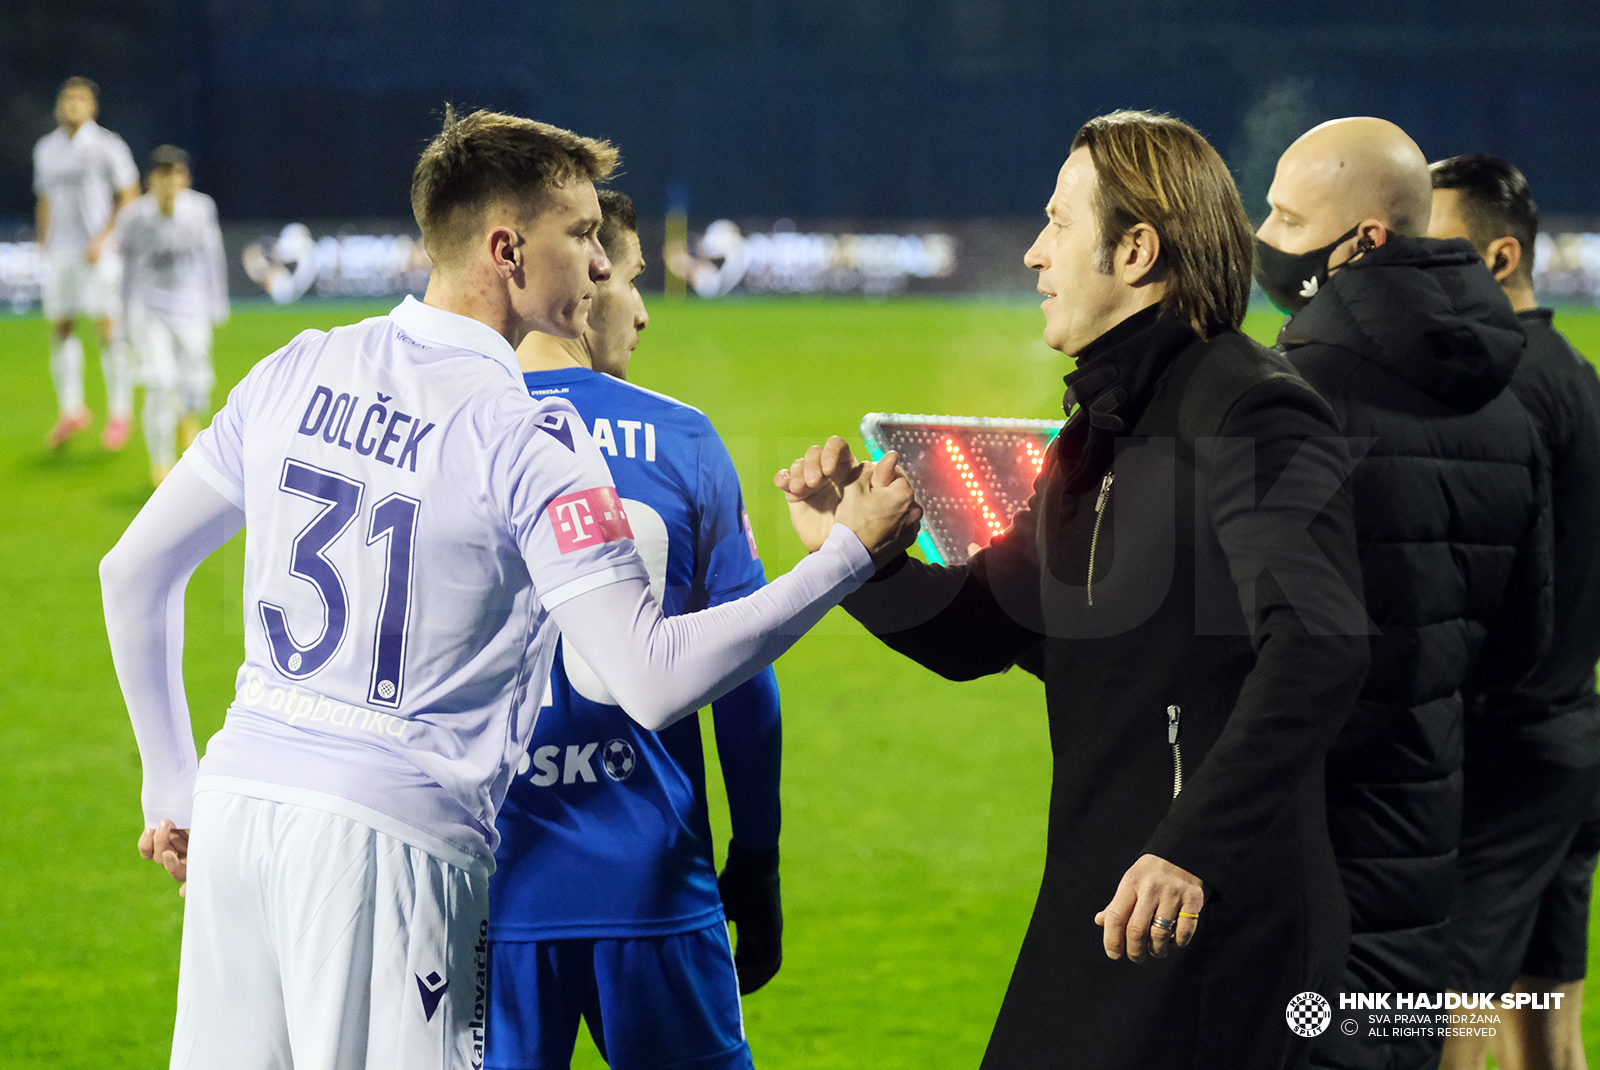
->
[[1281, 235, 1553, 1070]]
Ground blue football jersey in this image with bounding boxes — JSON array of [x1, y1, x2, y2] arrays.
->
[[489, 367, 779, 939]]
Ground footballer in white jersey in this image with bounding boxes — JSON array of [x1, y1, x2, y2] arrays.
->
[[100, 109, 919, 1070], [32, 77, 141, 450], [116, 145, 230, 485]]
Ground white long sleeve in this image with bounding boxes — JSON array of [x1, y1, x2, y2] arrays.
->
[[100, 458, 245, 829], [103, 449, 872, 822], [549, 524, 874, 731]]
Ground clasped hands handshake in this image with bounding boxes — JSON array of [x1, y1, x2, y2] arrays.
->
[[138, 436, 924, 896], [778, 438, 1205, 966], [775, 435, 924, 566], [135, 441, 1198, 964], [134, 441, 1199, 962]]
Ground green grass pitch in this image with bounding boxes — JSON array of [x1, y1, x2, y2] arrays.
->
[[1, 298, 1596, 1067]]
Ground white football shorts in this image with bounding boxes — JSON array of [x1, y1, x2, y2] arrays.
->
[[41, 248, 118, 321], [172, 790, 490, 1070], [128, 303, 214, 412]]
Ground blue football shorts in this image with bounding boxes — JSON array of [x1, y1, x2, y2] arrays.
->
[[486, 922, 753, 1070]]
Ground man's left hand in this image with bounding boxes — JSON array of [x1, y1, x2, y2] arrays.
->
[[718, 842, 782, 994], [775, 437, 867, 552], [1094, 853, 1204, 963], [138, 818, 190, 898]]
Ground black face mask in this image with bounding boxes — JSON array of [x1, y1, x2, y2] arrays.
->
[[1253, 225, 1359, 314]]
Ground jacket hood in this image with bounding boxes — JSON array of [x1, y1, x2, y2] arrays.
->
[[1278, 235, 1526, 410]]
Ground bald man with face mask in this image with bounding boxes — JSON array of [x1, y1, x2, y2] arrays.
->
[[1255, 119, 1553, 1070]]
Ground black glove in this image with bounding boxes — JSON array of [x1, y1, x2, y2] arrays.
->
[[718, 842, 782, 994]]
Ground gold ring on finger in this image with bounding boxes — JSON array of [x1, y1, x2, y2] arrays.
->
[[1179, 911, 1200, 920]]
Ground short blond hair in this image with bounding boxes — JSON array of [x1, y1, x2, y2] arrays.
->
[[411, 107, 619, 269], [1072, 110, 1254, 334]]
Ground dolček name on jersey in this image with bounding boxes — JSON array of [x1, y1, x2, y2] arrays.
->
[[296, 383, 436, 472]]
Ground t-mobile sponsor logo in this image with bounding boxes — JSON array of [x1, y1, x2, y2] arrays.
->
[[547, 487, 633, 554], [743, 509, 759, 561]]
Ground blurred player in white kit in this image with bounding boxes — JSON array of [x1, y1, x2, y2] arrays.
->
[[32, 76, 141, 450], [116, 144, 229, 486], [99, 108, 918, 1070]]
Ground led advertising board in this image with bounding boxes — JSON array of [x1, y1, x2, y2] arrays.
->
[[861, 412, 1063, 567]]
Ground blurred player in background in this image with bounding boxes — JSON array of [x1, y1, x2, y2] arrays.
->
[[32, 76, 140, 450], [1430, 155, 1600, 1070], [100, 108, 916, 1069], [489, 190, 780, 1070], [116, 145, 229, 486]]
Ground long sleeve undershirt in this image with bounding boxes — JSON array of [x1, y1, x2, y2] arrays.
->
[[101, 457, 871, 829]]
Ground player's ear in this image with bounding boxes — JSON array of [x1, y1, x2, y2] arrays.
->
[[489, 227, 521, 279]]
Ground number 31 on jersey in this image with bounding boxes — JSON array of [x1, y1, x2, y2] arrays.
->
[[258, 459, 419, 709]]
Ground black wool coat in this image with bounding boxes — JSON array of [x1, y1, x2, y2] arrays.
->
[[1279, 237, 1553, 1070], [844, 307, 1371, 1069]]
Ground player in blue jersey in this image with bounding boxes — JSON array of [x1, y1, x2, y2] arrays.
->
[[100, 110, 920, 1070], [487, 191, 780, 1070]]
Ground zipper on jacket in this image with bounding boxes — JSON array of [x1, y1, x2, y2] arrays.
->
[[1087, 470, 1114, 606], [1167, 705, 1183, 798]]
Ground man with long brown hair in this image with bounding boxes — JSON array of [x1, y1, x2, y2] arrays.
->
[[780, 109, 1370, 1067]]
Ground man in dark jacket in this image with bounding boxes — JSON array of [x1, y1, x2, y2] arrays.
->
[[1254, 119, 1553, 1070], [778, 110, 1370, 1069], [1429, 154, 1600, 1070]]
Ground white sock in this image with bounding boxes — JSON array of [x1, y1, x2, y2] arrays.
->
[[103, 335, 133, 419], [49, 333, 85, 415]]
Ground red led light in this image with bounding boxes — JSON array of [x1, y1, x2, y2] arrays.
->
[[1021, 440, 1045, 477], [944, 437, 1006, 539]]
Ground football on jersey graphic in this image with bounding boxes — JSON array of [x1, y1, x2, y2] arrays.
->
[[416, 970, 448, 1022], [601, 739, 637, 781]]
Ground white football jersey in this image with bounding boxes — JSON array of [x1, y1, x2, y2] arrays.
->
[[32, 121, 139, 255], [186, 296, 647, 876], [117, 190, 229, 323]]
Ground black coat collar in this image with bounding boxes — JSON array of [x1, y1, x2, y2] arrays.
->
[[1055, 306, 1200, 492], [1063, 305, 1200, 430]]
